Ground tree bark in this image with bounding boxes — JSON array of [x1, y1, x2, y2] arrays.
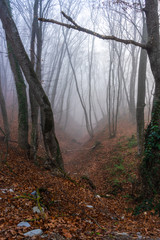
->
[[29, 0, 39, 160], [7, 41, 29, 150], [140, 0, 160, 196], [5, 0, 29, 150], [136, 16, 147, 156], [0, 75, 10, 141], [0, 0, 64, 170]]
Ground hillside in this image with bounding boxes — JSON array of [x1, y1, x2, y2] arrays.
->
[[0, 121, 160, 239]]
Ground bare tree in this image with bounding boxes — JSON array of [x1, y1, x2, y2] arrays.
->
[[0, 74, 10, 141], [136, 7, 147, 155], [5, 0, 29, 150], [0, 0, 64, 170]]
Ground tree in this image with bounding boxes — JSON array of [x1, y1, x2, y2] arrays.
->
[[29, 0, 41, 160], [0, 0, 64, 170], [5, 0, 29, 150], [136, 8, 147, 155], [140, 0, 160, 196], [39, 0, 160, 196], [0, 74, 10, 141]]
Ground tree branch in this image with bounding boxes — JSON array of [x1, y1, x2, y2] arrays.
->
[[38, 12, 147, 49]]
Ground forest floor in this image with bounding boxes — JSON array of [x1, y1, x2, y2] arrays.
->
[[0, 120, 160, 239]]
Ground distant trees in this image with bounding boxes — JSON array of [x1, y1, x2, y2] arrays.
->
[[39, 0, 160, 196]]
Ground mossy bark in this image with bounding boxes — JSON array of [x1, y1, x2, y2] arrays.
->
[[6, 39, 29, 150], [0, 0, 64, 169], [140, 0, 160, 197]]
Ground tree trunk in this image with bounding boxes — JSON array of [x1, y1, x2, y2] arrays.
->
[[0, 0, 64, 170], [5, 0, 29, 150], [0, 75, 10, 141], [140, 0, 160, 196], [136, 15, 147, 156], [7, 43, 29, 150], [29, 0, 39, 160]]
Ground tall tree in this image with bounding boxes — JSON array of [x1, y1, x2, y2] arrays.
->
[[136, 9, 147, 155], [140, 0, 160, 196], [0, 0, 64, 170], [29, 0, 40, 160], [5, 0, 29, 150]]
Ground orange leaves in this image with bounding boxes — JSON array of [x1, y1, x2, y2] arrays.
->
[[62, 228, 72, 239]]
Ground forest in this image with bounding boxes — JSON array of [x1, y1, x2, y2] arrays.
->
[[0, 0, 160, 239]]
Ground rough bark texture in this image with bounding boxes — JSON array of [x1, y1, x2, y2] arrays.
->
[[136, 17, 147, 156], [0, 0, 64, 169], [29, 0, 39, 160], [140, 0, 160, 196], [7, 40, 29, 150]]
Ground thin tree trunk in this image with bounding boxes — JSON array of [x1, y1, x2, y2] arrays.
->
[[136, 16, 147, 155], [0, 75, 10, 141], [29, 0, 39, 160]]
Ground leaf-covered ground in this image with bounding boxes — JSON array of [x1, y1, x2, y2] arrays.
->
[[0, 120, 160, 239]]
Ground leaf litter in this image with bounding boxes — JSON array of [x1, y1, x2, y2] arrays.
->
[[0, 119, 160, 239]]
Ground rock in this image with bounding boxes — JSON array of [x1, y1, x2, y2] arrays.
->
[[116, 232, 129, 236], [137, 232, 142, 239], [24, 229, 43, 237], [86, 205, 93, 208], [9, 189, 14, 193], [1, 188, 14, 193], [95, 195, 101, 198], [31, 191, 37, 198], [114, 232, 131, 239], [17, 221, 31, 227], [33, 206, 44, 213]]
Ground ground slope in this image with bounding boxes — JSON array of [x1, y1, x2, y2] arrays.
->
[[0, 121, 160, 239]]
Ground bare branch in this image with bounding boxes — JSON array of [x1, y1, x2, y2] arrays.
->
[[38, 12, 147, 49]]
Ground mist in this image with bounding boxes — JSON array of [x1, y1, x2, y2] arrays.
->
[[0, 0, 154, 142]]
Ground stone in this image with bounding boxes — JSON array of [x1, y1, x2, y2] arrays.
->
[[31, 191, 37, 198], [33, 206, 44, 213], [86, 205, 93, 208], [95, 195, 101, 198], [116, 232, 129, 236], [24, 229, 43, 237], [9, 189, 14, 193], [137, 232, 142, 239], [17, 221, 31, 227]]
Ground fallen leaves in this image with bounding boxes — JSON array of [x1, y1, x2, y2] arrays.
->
[[0, 120, 160, 239]]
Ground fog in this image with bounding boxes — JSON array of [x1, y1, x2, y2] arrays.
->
[[0, 0, 154, 141]]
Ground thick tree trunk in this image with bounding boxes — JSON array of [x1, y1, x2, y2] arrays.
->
[[4, 0, 29, 150], [7, 40, 29, 150], [140, 0, 160, 196], [0, 0, 64, 169]]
